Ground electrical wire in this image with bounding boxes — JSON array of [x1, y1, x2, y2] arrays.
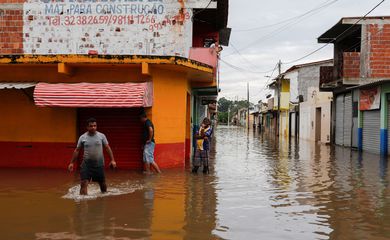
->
[[228, 42, 267, 71], [191, 0, 213, 21], [220, 58, 277, 74], [253, 63, 279, 98], [234, 0, 337, 32], [282, 0, 386, 65], [343, 24, 385, 53], [224, 0, 340, 56]]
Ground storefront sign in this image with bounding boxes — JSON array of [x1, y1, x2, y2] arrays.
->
[[23, 0, 198, 56], [360, 87, 381, 110]]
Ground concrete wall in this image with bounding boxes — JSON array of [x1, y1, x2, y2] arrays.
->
[[299, 102, 312, 141], [298, 63, 333, 102], [0, 89, 76, 168], [0, 62, 205, 168], [152, 69, 189, 168], [280, 110, 289, 137], [0, 89, 76, 142], [0, 0, 214, 56], [280, 92, 290, 110], [299, 87, 332, 143], [286, 71, 299, 104]]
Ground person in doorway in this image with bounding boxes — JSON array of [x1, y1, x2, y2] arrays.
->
[[140, 113, 161, 174], [68, 118, 116, 195], [192, 118, 213, 174]]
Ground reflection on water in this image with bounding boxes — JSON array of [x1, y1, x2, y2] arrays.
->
[[2, 126, 390, 239]]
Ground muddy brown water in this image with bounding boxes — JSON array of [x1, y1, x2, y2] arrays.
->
[[1, 126, 390, 239]]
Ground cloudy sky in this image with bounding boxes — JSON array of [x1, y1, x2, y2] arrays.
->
[[219, 0, 390, 103]]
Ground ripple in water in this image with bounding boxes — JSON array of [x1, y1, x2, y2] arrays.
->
[[62, 181, 144, 201]]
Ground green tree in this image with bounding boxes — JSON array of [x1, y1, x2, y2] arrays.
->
[[217, 97, 233, 113], [231, 100, 251, 115], [217, 98, 254, 124], [218, 112, 228, 123]]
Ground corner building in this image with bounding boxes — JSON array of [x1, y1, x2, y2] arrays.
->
[[0, 0, 229, 169]]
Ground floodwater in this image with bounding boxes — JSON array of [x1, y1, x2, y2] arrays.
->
[[2, 126, 390, 239]]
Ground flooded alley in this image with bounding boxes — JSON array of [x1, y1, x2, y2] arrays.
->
[[2, 126, 390, 239]]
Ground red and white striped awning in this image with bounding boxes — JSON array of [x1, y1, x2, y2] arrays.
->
[[34, 82, 153, 108]]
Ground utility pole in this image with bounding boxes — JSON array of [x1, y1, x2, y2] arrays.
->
[[247, 82, 250, 130], [277, 60, 282, 137], [228, 107, 230, 127]]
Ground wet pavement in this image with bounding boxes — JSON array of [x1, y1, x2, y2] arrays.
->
[[2, 126, 390, 239]]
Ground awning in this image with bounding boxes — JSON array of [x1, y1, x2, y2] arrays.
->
[[34, 82, 153, 108], [0, 82, 36, 89]]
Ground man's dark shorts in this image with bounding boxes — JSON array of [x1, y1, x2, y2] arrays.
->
[[80, 160, 105, 183]]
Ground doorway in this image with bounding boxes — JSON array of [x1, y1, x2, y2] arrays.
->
[[77, 108, 143, 169], [315, 108, 322, 142]]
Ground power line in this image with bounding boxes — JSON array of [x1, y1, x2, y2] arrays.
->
[[229, 42, 265, 70], [253, 63, 279, 98], [282, 0, 386, 65], [225, 0, 340, 56], [234, 0, 337, 32], [192, 0, 213, 17], [219, 61, 279, 101], [343, 23, 385, 53], [220, 58, 277, 74]]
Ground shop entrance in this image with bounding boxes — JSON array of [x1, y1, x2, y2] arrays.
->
[[78, 108, 143, 169]]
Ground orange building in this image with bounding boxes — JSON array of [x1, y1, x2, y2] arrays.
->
[[0, 0, 229, 169]]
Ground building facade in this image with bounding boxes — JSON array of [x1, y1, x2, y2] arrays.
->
[[0, 0, 229, 168], [268, 76, 290, 137], [284, 60, 333, 143], [318, 16, 390, 155]]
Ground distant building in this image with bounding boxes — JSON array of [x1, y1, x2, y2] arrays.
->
[[284, 60, 333, 143]]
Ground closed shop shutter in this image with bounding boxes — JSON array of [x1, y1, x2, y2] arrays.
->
[[291, 112, 296, 137], [387, 102, 390, 154], [78, 108, 143, 169], [363, 110, 380, 154], [343, 94, 352, 147], [335, 95, 344, 145]]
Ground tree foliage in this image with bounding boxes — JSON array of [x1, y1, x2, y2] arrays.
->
[[217, 97, 254, 123], [218, 112, 229, 123], [217, 97, 232, 113]]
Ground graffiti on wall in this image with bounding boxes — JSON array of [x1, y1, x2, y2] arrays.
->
[[23, 0, 196, 56]]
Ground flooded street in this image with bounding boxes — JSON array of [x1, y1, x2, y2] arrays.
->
[[2, 125, 390, 239]]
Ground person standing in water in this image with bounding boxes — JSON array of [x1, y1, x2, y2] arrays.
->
[[192, 118, 212, 174], [68, 118, 116, 195], [140, 113, 161, 174]]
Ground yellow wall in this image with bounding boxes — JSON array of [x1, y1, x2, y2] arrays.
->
[[0, 89, 76, 142], [281, 79, 290, 92], [151, 68, 188, 144], [0, 61, 210, 146]]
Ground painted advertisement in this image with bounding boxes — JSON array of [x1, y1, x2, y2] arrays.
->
[[360, 87, 381, 111], [23, 0, 201, 56]]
